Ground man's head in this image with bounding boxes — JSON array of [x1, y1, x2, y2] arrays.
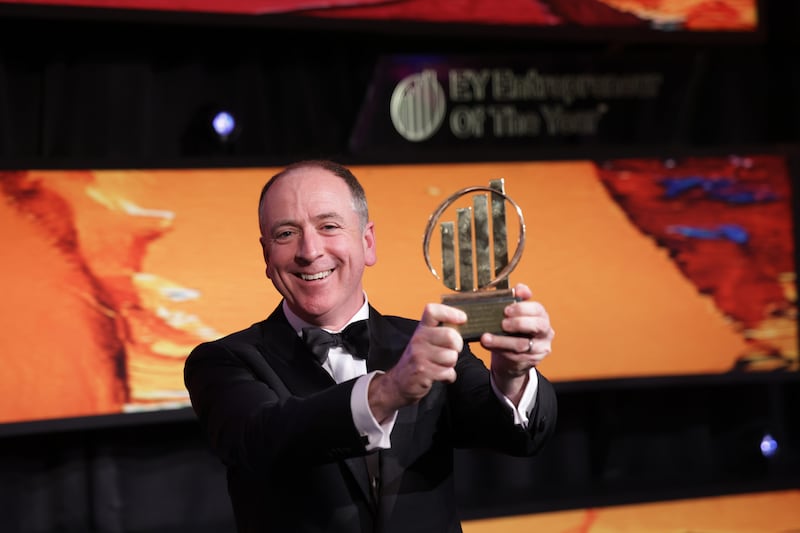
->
[[258, 160, 377, 329]]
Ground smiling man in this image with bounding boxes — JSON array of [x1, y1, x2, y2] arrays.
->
[[184, 159, 558, 533], [258, 162, 376, 330]]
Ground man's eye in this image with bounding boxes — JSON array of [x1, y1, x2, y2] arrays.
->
[[274, 230, 296, 241]]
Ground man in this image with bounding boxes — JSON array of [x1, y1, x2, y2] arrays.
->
[[184, 160, 557, 533]]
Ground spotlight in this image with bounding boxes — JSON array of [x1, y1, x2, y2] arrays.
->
[[212, 110, 237, 142], [181, 104, 242, 156], [760, 433, 778, 458]]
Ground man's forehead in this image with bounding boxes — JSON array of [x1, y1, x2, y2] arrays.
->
[[265, 178, 347, 205], [268, 168, 345, 195], [263, 182, 351, 221]]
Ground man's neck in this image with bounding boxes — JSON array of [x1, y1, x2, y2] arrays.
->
[[282, 294, 369, 335]]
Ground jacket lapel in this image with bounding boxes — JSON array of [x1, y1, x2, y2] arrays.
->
[[258, 306, 334, 395], [365, 305, 410, 373], [364, 306, 423, 522], [258, 303, 420, 515]]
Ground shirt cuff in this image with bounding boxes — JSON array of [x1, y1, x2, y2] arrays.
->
[[352, 370, 397, 450], [491, 367, 539, 427]]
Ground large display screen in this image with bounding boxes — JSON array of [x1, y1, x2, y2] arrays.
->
[[0, 154, 796, 429], [0, 0, 760, 32]]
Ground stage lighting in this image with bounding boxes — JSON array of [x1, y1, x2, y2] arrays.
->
[[212, 110, 237, 142], [181, 104, 241, 156], [760, 433, 778, 458]]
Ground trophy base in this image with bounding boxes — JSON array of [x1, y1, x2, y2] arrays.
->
[[441, 288, 519, 342]]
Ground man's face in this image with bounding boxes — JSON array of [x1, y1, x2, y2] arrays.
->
[[259, 167, 376, 329]]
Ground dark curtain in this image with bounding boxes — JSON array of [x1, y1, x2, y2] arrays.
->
[[0, 16, 377, 165], [0, 381, 797, 532], [0, 420, 235, 533]]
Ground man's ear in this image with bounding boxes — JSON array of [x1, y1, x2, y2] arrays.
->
[[363, 221, 377, 267], [259, 236, 272, 278]]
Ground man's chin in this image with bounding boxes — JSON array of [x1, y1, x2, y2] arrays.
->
[[287, 297, 334, 322]]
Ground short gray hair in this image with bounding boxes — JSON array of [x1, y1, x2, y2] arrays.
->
[[258, 160, 369, 233]]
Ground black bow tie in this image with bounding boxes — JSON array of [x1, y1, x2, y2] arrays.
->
[[301, 320, 370, 364]]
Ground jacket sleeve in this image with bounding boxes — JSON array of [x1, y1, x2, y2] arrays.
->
[[184, 327, 370, 476], [445, 346, 558, 457]]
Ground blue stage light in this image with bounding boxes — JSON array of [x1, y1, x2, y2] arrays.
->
[[760, 433, 778, 458], [212, 111, 236, 140]]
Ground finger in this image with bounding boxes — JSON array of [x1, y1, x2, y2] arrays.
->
[[512, 282, 532, 301], [415, 322, 463, 353], [504, 299, 548, 319], [482, 330, 552, 355], [419, 302, 468, 328], [423, 344, 460, 382], [503, 300, 552, 337], [502, 316, 553, 340], [434, 366, 458, 384], [480, 332, 528, 354]]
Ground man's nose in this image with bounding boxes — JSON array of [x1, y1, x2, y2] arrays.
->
[[295, 230, 322, 262]]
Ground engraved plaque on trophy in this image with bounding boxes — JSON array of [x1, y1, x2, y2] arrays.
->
[[422, 179, 526, 342]]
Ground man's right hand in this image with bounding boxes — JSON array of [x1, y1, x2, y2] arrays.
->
[[368, 303, 466, 422]]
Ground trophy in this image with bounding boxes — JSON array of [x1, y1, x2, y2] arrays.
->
[[423, 178, 526, 342]]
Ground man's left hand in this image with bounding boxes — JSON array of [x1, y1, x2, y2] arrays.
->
[[479, 282, 554, 402]]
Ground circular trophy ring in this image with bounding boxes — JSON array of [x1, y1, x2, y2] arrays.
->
[[422, 185, 526, 290]]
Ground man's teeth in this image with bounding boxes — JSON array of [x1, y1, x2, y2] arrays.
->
[[300, 270, 332, 281]]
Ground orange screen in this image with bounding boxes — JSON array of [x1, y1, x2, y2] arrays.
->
[[463, 489, 800, 533], [0, 156, 795, 425]]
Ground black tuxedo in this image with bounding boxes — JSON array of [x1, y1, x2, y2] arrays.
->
[[184, 303, 557, 533]]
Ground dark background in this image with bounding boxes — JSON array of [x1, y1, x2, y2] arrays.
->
[[1, 1, 799, 531]]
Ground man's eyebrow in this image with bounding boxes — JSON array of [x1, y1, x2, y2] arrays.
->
[[313, 212, 344, 223], [268, 212, 344, 234]]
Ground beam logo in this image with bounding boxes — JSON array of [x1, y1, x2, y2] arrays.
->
[[390, 69, 446, 142]]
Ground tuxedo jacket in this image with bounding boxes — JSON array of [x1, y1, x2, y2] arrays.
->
[[184, 303, 557, 533]]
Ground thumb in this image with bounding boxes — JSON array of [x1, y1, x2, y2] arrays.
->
[[420, 302, 467, 327]]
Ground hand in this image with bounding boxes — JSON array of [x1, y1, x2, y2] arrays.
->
[[480, 283, 554, 402], [369, 303, 466, 421]]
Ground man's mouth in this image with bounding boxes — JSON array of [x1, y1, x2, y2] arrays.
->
[[298, 269, 333, 281]]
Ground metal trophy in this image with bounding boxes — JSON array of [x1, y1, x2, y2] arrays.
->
[[423, 178, 526, 342]]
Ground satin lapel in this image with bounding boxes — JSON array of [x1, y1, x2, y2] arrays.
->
[[365, 305, 411, 373], [364, 307, 422, 522], [334, 306, 414, 510], [345, 455, 376, 511], [261, 305, 375, 507], [258, 305, 334, 396]]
